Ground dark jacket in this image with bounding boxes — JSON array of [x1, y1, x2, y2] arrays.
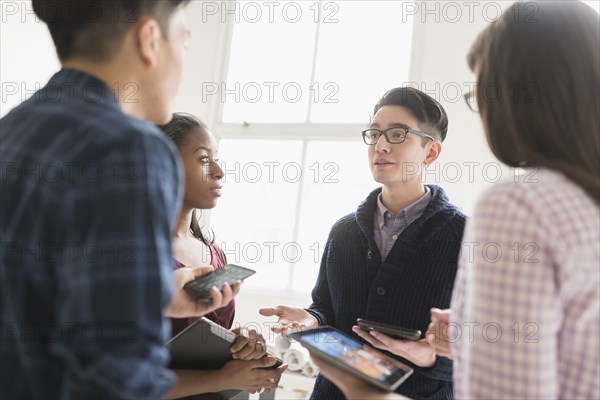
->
[[307, 185, 465, 400]]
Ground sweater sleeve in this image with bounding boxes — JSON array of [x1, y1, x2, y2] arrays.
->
[[410, 355, 453, 382], [306, 239, 335, 326]]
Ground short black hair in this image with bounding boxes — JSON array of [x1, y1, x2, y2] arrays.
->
[[373, 87, 449, 142], [32, 0, 190, 61]]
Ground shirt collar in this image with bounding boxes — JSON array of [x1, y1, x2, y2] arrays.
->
[[47, 68, 121, 110], [376, 186, 432, 226]]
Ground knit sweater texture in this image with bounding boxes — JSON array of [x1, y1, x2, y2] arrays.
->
[[307, 185, 465, 400]]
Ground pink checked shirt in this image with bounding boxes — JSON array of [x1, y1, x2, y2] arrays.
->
[[451, 168, 599, 399]]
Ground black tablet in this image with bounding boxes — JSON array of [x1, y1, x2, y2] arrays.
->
[[167, 318, 241, 398], [289, 326, 413, 392], [168, 317, 283, 371], [168, 317, 237, 370]]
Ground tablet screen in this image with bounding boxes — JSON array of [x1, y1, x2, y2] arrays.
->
[[297, 329, 410, 384]]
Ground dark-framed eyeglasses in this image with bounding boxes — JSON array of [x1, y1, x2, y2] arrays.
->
[[464, 91, 479, 113], [362, 127, 435, 145]]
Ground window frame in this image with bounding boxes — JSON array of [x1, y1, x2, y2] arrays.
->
[[206, 0, 422, 294]]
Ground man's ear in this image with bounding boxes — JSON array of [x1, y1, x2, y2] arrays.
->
[[136, 18, 162, 68], [424, 141, 442, 166]]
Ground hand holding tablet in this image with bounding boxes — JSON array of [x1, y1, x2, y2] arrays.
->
[[288, 326, 413, 392], [353, 321, 437, 368]]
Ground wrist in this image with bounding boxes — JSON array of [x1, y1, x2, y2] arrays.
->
[[169, 369, 224, 399], [421, 354, 437, 368], [305, 309, 322, 326], [209, 369, 229, 392], [310, 314, 320, 327]]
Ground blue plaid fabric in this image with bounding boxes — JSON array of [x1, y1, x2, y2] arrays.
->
[[1, 69, 183, 399]]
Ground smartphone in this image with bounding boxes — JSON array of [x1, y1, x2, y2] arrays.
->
[[356, 319, 421, 341], [183, 264, 256, 302], [289, 326, 413, 392]]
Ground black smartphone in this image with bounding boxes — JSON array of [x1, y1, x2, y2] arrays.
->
[[183, 264, 256, 302], [356, 319, 421, 341], [289, 326, 413, 392]]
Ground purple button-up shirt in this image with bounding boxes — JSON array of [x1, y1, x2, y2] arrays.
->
[[373, 187, 432, 260]]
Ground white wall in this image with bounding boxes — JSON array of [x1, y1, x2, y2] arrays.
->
[[172, 1, 231, 126], [0, 1, 60, 116], [409, 2, 509, 213]]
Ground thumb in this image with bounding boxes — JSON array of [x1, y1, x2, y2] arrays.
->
[[253, 356, 277, 369], [259, 306, 281, 317], [189, 266, 214, 278], [430, 308, 451, 323]]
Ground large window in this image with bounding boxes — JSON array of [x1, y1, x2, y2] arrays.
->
[[210, 1, 415, 292], [221, 1, 414, 124]]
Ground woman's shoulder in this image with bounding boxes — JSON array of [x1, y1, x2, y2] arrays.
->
[[208, 242, 227, 268], [478, 168, 594, 210], [474, 168, 598, 240]]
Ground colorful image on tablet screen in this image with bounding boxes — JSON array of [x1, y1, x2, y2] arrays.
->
[[304, 330, 400, 382]]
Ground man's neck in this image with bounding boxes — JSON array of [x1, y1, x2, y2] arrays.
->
[[61, 59, 145, 119], [380, 181, 427, 214]]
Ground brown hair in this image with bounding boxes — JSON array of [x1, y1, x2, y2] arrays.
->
[[468, 1, 599, 203]]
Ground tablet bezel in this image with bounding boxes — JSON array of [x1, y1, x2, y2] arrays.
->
[[289, 326, 413, 392], [356, 318, 422, 341], [167, 317, 238, 370]]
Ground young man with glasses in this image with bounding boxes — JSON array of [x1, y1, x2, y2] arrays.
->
[[261, 87, 465, 400]]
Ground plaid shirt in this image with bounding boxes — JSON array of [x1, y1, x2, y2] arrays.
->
[[0, 69, 183, 399], [451, 168, 600, 399]]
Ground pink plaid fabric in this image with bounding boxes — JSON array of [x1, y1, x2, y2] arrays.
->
[[451, 168, 599, 399]]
